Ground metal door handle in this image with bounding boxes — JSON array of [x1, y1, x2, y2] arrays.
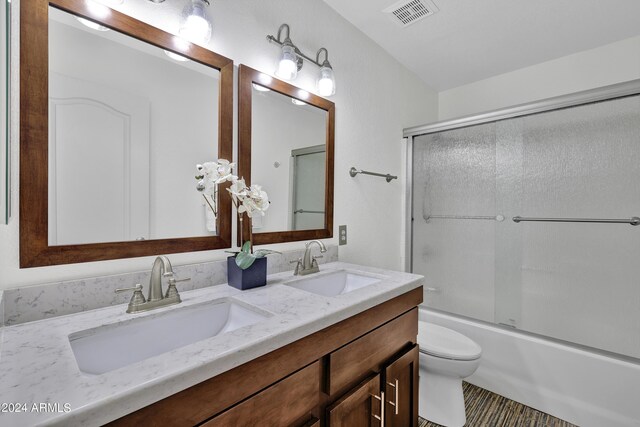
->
[[387, 379, 399, 415], [372, 391, 385, 426]]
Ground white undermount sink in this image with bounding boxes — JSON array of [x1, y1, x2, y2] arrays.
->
[[69, 299, 270, 375], [285, 270, 384, 297]]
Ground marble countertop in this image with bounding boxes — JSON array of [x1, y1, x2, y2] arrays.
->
[[0, 262, 423, 426]]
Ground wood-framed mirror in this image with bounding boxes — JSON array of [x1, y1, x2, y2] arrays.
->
[[20, 0, 233, 267], [238, 65, 334, 245]]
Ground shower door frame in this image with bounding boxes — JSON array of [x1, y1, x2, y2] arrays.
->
[[402, 78, 640, 273]]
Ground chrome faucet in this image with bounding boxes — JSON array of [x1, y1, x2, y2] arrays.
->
[[115, 256, 190, 313], [292, 240, 327, 276], [149, 256, 174, 302]]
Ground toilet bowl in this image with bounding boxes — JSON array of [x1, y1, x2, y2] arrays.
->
[[418, 321, 482, 427]]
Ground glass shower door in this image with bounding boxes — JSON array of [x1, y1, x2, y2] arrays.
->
[[412, 123, 497, 323], [495, 95, 640, 358], [412, 93, 640, 360]]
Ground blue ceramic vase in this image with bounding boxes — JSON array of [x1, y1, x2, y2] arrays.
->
[[227, 256, 267, 290]]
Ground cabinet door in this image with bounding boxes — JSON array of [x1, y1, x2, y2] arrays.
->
[[384, 345, 419, 427], [202, 361, 320, 427], [327, 374, 383, 427], [327, 308, 417, 397]]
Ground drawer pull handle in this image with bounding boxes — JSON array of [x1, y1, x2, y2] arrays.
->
[[387, 379, 399, 415], [371, 391, 385, 426]]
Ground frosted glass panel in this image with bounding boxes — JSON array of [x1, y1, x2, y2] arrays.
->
[[412, 94, 640, 359], [412, 124, 496, 322], [516, 96, 640, 357]]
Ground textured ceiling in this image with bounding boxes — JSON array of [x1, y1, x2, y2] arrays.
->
[[322, 0, 640, 90]]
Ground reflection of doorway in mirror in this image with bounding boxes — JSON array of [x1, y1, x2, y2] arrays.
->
[[291, 145, 326, 231], [48, 73, 151, 245]]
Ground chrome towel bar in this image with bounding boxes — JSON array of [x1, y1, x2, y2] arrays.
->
[[513, 216, 640, 226], [349, 167, 397, 183], [425, 214, 505, 222], [294, 209, 325, 214]]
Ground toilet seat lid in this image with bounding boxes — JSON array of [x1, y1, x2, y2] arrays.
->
[[418, 322, 482, 361]]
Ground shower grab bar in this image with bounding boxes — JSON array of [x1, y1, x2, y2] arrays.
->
[[349, 167, 397, 183], [513, 216, 640, 226], [294, 209, 325, 214], [425, 214, 505, 222]]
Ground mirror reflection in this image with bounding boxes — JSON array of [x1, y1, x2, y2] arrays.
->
[[48, 7, 220, 246], [250, 84, 327, 232]]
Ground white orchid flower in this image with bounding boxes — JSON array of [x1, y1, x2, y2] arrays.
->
[[226, 177, 248, 204], [201, 161, 218, 176], [214, 159, 236, 184]]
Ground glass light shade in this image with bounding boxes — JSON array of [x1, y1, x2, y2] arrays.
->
[[179, 0, 212, 45], [291, 99, 307, 106], [317, 64, 336, 96], [276, 44, 298, 80]]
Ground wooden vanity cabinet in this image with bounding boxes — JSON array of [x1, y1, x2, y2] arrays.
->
[[383, 345, 420, 427], [327, 374, 382, 426], [201, 361, 321, 427], [326, 345, 419, 427], [107, 287, 422, 427]]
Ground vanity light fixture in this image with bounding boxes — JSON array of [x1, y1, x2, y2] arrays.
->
[[316, 48, 336, 97], [267, 23, 336, 97], [179, 0, 213, 45], [291, 99, 307, 106], [76, 0, 118, 31], [162, 0, 212, 61]]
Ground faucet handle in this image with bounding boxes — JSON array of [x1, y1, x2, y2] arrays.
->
[[165, 277, 188, 302], [115, 283, 143, 294], [115, 284, 146, 312], [290, 258, 302, 275]]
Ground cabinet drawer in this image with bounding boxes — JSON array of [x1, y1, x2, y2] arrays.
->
[[326, 308, 417, 396], [203, 361, 320, 427]]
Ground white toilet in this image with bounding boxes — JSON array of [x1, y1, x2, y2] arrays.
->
[[417, 321, 482, 427]]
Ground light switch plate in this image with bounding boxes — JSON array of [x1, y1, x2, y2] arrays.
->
[[339, 225, 347, 245]]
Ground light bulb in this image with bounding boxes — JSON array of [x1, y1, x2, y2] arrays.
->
[[99, 0, 124, 5], [179, 0, 212, 45], [317, 63, 335, 96], [276, 44, 298, 80]]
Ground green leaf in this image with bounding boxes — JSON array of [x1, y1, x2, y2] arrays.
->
[[235, 251, 256, 270], [253, 249, 282, 258], [241, 241, 252, 254]]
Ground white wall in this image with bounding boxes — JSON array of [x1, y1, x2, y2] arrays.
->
[[439, 35, 640, 120], [0, 0, 437, 289]]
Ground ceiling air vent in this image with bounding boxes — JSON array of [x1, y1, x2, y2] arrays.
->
[[383, 0, 438, 28]]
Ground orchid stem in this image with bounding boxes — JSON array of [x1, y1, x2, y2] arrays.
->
[[202, 194, 217, 216]]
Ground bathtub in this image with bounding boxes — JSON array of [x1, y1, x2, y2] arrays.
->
[[419, 306, 640, 427]]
